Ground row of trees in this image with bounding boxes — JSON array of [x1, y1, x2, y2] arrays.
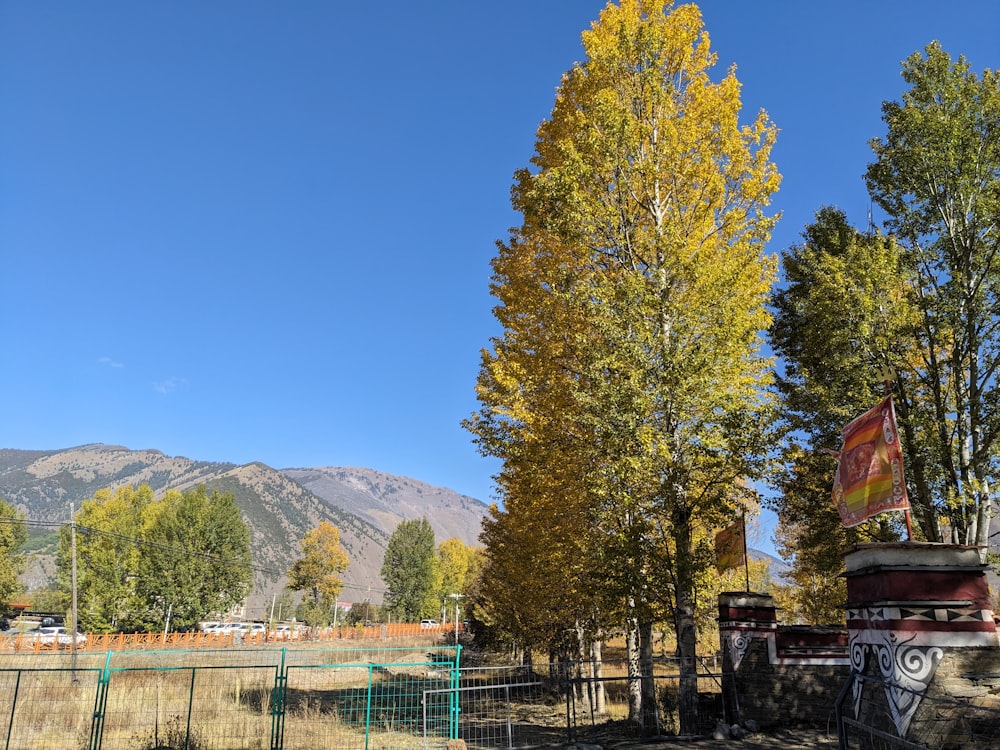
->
[[466, 0, 778, 734], [381, 518, 480, 622], [56, 484, 253, 633], [464, 0, 999, 735], [770, 42, 1000, 621], [2, 485, 478, 634]]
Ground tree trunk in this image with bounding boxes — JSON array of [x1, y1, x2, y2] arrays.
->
[[673, 517, 699, 735], [592, 639, 606, 714], [639, 618, 659, 736], [626, 599, 641, 723]]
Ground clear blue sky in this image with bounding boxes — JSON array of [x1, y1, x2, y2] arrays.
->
[[2, 2, 998, 555]]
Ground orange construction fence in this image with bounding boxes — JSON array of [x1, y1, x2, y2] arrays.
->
[[0, 621, 463, 652]]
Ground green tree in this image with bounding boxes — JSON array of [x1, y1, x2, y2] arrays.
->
[[865, 42, 1000, 548], [466, 0, 778, 732], [381, 518, 436, 621], [136, 486, 253, 631], [0, 500, 28, 615], [288, 521, 349, 627], [768, 208, 918, 618], [59, 485, 152, 632]]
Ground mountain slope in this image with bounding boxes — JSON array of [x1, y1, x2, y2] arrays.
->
[[280, 466, 488, 547], [0, 444, 490, 610]]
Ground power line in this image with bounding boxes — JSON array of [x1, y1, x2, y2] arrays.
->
[[0, 516, 387, 594]]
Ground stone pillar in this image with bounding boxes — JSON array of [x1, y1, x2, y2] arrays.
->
[[718, 592, 777, 724], [843, 542, 998, 739]]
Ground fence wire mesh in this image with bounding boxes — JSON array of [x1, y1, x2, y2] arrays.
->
[[0, 645, 461, 750], [837, 672, 1000, 750], [0, 646, 736, 750]]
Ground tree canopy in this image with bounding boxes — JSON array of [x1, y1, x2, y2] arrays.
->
[[59, 484, 253, 632], [865, 42, 1000, 548], [466, 0, 778, 733], [0, 499, 28, 615], [768, 41, 1000, 611], [288, 520, 350, 626], [380, 518, 437, 621]]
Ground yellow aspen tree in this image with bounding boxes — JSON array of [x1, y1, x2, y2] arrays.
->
[[288, 520, 349, 624], [468, 1, 778, 733]]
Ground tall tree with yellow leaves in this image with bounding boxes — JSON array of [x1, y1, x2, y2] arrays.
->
[[288, 521, 350, 626], [467, 0, 778, 733]]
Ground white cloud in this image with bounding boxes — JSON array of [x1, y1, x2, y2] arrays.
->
[[152, 377, 190, 395], [98, 356, 124, 368]]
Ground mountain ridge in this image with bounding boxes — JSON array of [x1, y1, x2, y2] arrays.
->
[[0, 444, 490, 612]]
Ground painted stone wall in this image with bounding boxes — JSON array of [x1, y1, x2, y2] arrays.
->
[[721, 543, 1000, 744], [718, 592, 849, 728]]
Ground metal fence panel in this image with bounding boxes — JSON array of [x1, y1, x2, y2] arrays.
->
[[0, 666, 102, 750], [0, 648, 739, 750]]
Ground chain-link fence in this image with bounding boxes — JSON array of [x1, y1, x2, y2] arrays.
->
[[451, 656, 726, 748]]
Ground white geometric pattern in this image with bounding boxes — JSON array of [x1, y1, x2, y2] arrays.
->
[[849, 617, 946, 737]]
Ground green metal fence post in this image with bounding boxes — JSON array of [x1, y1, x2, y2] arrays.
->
[[88, 651, 113, 750], [451, 645, 462, 740], [270, 647, 288, 750], [185, 667, 196, 750], [4, 671, 21, 750], [364, 665, 374, 750]]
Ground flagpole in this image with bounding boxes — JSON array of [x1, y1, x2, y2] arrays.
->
[[741, 511, 750, 593], [880, 364, 913, 541]]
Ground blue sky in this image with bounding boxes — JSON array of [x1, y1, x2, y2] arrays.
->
[[2, 2, 998, 556]]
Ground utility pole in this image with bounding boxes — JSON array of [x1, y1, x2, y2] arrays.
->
[[70, 503, 79, 675], [447, 593, 464, 644]]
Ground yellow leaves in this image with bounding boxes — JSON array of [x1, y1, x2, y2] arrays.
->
[[289, 521, 349, 605], [468, 0, 781, 647]]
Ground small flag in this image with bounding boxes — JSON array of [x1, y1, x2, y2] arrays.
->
[[715, 520, 746, 573], [832, 395, 910, 527]]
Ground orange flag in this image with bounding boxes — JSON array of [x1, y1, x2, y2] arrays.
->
[[832, 395, 910, 527], [714, 520, 746, 572]]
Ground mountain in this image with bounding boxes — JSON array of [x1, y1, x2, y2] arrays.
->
[[280, 466, 489, 544], [0, 444, 490, 611], [749, 548, 791, 584]]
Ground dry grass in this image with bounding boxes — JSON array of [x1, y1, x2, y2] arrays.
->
[[0, 640, 460, 750]]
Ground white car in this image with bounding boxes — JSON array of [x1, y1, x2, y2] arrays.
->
[[33, 626, 87, 647], [420, 619, 439, 629], [273, 624, 300, 640], [208, 622, 243, 634]]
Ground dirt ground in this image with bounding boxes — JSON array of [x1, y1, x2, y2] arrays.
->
[[580, 727, 839, 749]]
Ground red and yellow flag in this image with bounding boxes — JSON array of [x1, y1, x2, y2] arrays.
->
[[832, 395, 909, 527]]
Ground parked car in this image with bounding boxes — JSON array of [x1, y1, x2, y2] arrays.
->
[[420, 619, 439, 629], [32, 626, 87, 647], [273, 624, 300, 641], [242, 623, 266, 635], [204, 622, 243, 636]]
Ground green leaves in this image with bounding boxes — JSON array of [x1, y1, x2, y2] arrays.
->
[[0, 499, 27, 615], [864, 42, 1000, 547], [59, 484, 253, 632], [380, 518, 437, 621]]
